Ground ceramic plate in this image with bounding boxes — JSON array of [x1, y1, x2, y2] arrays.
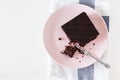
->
[[43, 4, 108, 68]]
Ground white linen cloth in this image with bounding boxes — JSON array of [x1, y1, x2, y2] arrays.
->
[[48, 0, 110, 80]]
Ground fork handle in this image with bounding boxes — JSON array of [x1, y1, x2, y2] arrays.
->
[[88, 53, 110, 68], [75, 43, 110, 68]]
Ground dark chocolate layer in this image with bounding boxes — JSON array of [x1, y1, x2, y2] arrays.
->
[[62, 12, 99, 47]]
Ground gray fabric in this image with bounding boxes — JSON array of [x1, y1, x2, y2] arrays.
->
[[78, 0, 95, 80], [78, 64, 94, 80], [79, 0, 95, 8], [102, 16, 109, 31]]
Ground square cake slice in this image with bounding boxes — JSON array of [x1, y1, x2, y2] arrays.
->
[[61, 12, 99, 47]]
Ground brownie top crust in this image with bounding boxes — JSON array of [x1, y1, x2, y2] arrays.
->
[[61, 12, 99, 47]]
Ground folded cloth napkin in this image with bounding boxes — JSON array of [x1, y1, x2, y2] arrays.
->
[[48, 0, 110, 80]]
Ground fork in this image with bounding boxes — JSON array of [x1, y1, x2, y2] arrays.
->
[[75, 43, 110, 68]]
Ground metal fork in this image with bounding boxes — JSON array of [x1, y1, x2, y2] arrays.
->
[[75, 43, 110, 68]]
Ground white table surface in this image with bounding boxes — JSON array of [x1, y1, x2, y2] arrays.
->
[[0, 0, 119, 80]]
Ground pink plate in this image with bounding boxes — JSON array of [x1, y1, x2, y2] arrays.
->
[[43, 4, 108, 69]]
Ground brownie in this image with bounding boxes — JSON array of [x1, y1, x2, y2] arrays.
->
[[61, 12, 99, 57], [62, 45, 77, 57], [61, 12, 99, 47], [62, 44, 85, 57]]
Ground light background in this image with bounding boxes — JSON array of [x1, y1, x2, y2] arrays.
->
[[0, 0, 119, 80]]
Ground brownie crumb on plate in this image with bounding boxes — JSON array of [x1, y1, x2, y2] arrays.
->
[[76, 57, 79, 59], [93, 43, 95, 45], [62, 45, 77, 57], [58, 38, 62, 40]]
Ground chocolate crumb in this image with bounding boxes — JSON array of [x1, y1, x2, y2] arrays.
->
[[60, 52, 64, 54], [82, 55, 84, 58], [76, 57, 78, 59], [93, 43, 95, 45], [79, 61, 81, 63], [89, 48, 91, 49], [59, 38, 62, 40]]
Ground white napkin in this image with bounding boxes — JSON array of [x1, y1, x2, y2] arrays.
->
[[48, 0, 110, 80]]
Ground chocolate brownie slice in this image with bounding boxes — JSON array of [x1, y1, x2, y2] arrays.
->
[[62, 12, 99, 47], [61, 12, 99, 57]]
